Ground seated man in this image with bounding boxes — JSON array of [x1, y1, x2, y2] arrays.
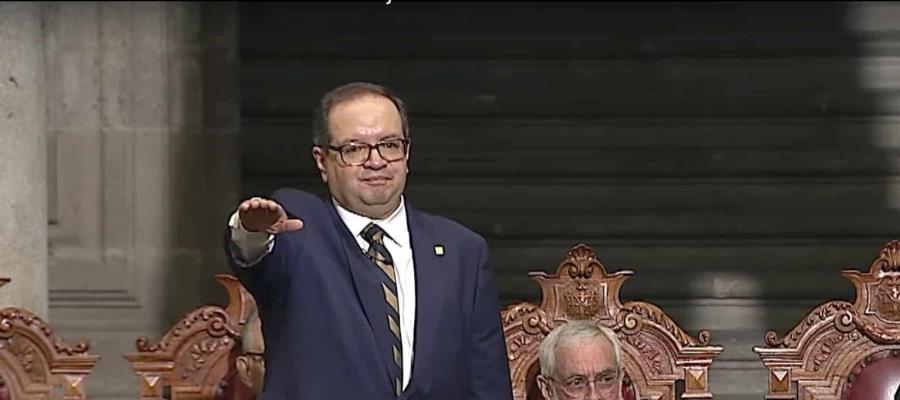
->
[[234, 309, 265, 398], [536, 321, 624, 400]]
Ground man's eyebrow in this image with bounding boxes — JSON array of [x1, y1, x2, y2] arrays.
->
[[333, 135, 403, 146], [331, 138, 358, 146]]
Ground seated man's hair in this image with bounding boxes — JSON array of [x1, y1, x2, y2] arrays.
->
[[538, 320, 622, 378]]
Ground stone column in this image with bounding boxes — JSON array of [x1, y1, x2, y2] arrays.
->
[[42, 3, 241, 398], [0, 2, 48, 318]]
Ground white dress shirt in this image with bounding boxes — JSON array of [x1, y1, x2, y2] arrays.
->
[[229, 197, 416, 390]]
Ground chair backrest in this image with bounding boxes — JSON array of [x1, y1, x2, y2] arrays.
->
[[502, 244, 723, 400], [843, 349, 900, 400], [0, 277, 100, 399], [124, 274, 256, 400], [755, 240, 900, 399]]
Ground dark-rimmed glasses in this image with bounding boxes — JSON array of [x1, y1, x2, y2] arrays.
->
[[325, 138, 410, 166]]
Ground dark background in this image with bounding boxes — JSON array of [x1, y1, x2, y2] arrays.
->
[[237, 2, 900, 397]]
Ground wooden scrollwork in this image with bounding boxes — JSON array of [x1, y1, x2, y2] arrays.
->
[[755, 240, 900, 399], [0, 277, 99, 399], [123, 274, 256, 400]]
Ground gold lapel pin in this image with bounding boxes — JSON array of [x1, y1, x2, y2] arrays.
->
[[434, 245, 445, 256]]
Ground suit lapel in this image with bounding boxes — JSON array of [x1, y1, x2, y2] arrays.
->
[[326, 201, 395, 386], [404, 205, 445, 397]]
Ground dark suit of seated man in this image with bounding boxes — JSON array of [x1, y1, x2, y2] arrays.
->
[[224, 82, 513, 399], [536, 321, 627, 400]]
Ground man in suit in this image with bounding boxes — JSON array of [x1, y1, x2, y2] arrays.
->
[[536, 321, 625, 400], [224, 82, 513, 399]]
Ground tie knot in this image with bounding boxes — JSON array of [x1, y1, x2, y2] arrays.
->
[[361, 222, 387, 245]]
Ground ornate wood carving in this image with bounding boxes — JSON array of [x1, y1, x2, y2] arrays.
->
[[0, 277, 100, 399], [754, 240, 900, 399], [124, 274, 256, 400], [502, 244, 723, 400]]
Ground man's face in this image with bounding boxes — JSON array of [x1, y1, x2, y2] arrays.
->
[[537, 337, 623, 400], [236, 317, 266, 396], [313, 94, 409, 219]]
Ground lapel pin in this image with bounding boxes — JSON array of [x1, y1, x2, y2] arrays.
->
[[434, 245, 445, 256]]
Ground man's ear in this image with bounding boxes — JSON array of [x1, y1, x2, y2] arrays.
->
[[312, 146, 328, 183], [536, 375, 553, 400], [404, 141, 411, 172], [235, 355, 252, 388]]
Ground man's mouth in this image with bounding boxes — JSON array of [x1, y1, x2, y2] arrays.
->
[[361, 176, 391, 186]]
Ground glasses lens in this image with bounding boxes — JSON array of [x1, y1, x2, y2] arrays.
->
[[378, 139, 406, 161], [341, 144, 369, 164], [560, 374, 619, 396]]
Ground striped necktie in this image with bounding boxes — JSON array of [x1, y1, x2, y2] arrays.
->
[[361, 222, 403, 397]]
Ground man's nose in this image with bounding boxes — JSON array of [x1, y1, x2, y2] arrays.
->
[[364, 147, 387, 168], [583, 382, 607, 400]]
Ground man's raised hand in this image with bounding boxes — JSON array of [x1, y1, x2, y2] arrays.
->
[[237, 197, 304, 234]]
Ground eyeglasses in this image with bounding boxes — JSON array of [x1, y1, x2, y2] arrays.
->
[[545, 371, 620, 397], [325, 138, 410, 166], [243, 351, 265, 362]]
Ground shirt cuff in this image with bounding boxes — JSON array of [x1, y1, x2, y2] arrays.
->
[[228, 211, 275, 267]]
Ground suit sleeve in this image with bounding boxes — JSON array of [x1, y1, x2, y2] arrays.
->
[[223, 191, 300, 307], [224, 226, 293, 307], [467, 239, 514, 400]]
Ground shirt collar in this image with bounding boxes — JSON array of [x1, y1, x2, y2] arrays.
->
[[332, 196, 409, 248]]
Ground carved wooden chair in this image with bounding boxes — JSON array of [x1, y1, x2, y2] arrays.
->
[[503, 244, 724, 400], [124, 274, 256, 400], [0, 277, 100, 399], [755, 240, 900, 399]]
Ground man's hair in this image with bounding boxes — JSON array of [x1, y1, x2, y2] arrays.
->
[[241, 308, 262, 353], [312, 82, 410, 147], [538, 320, 622, 378]]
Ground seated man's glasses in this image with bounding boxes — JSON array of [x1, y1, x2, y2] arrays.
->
[[326, 138, 410, 166], [546, 371, 621, 398]]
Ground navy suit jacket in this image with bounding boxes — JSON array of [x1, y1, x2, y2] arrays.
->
[[225, 188, 513, 400]]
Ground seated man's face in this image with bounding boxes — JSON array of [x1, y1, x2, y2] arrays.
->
[[235, 315, 265, 396], [537, 336, 623, 400]]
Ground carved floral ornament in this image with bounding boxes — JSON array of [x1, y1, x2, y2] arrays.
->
[[133, 275, 251, 357], [562, 244, 605, 280], [870, 240, 900, 275], [179, 336, 233, 382], [135, 307, 239, 354]]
